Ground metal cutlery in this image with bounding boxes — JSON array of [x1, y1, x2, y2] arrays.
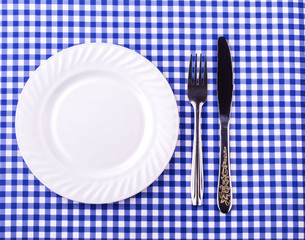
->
[[217, 37, 234, 213], [187, 53, 208, 206]]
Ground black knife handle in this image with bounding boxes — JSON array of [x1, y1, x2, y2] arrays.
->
[[217, 125, 232, 213]]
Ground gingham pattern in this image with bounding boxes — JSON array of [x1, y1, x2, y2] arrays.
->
[[0, 1, 304, 239]]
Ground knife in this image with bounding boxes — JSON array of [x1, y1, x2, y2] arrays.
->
[[217, 36, 233, 213]]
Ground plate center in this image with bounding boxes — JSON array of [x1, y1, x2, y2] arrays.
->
[[47, 71, 146, 172]]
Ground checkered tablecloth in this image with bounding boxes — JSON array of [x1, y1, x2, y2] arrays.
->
[[1, 1, 304, 239]]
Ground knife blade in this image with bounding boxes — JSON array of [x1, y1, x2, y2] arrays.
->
[[217, 36, 233, 214]]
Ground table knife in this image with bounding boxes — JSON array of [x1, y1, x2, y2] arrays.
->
[[217, 36, 233, 213]]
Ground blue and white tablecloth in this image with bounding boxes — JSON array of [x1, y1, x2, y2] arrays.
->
[[0, 1, 304, 239]]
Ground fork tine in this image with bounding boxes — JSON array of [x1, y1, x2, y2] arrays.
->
[[204, 55, 207, 87], [194, 54, 197, 84], [199, 54, 202, 84], [188, 54, 192, 85]]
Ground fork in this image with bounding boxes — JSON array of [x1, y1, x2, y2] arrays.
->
[[187, 54, 208, 206]]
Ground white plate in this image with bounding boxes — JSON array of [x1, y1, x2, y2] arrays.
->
[[15, 43, 179, 203]]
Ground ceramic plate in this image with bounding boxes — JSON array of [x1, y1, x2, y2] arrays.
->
[[15, 43, 179, 203]]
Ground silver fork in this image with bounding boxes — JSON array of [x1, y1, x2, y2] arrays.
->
[[187, 54, 208, 206]]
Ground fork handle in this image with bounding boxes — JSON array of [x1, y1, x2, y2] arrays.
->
[[191, 102, 204, 206], [217, 125, 232, 213]]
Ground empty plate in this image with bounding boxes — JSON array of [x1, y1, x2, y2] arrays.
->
[[15, 43, 179, 203]]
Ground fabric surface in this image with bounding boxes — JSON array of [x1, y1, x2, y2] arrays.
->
[[0, 1, 304, 239]]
